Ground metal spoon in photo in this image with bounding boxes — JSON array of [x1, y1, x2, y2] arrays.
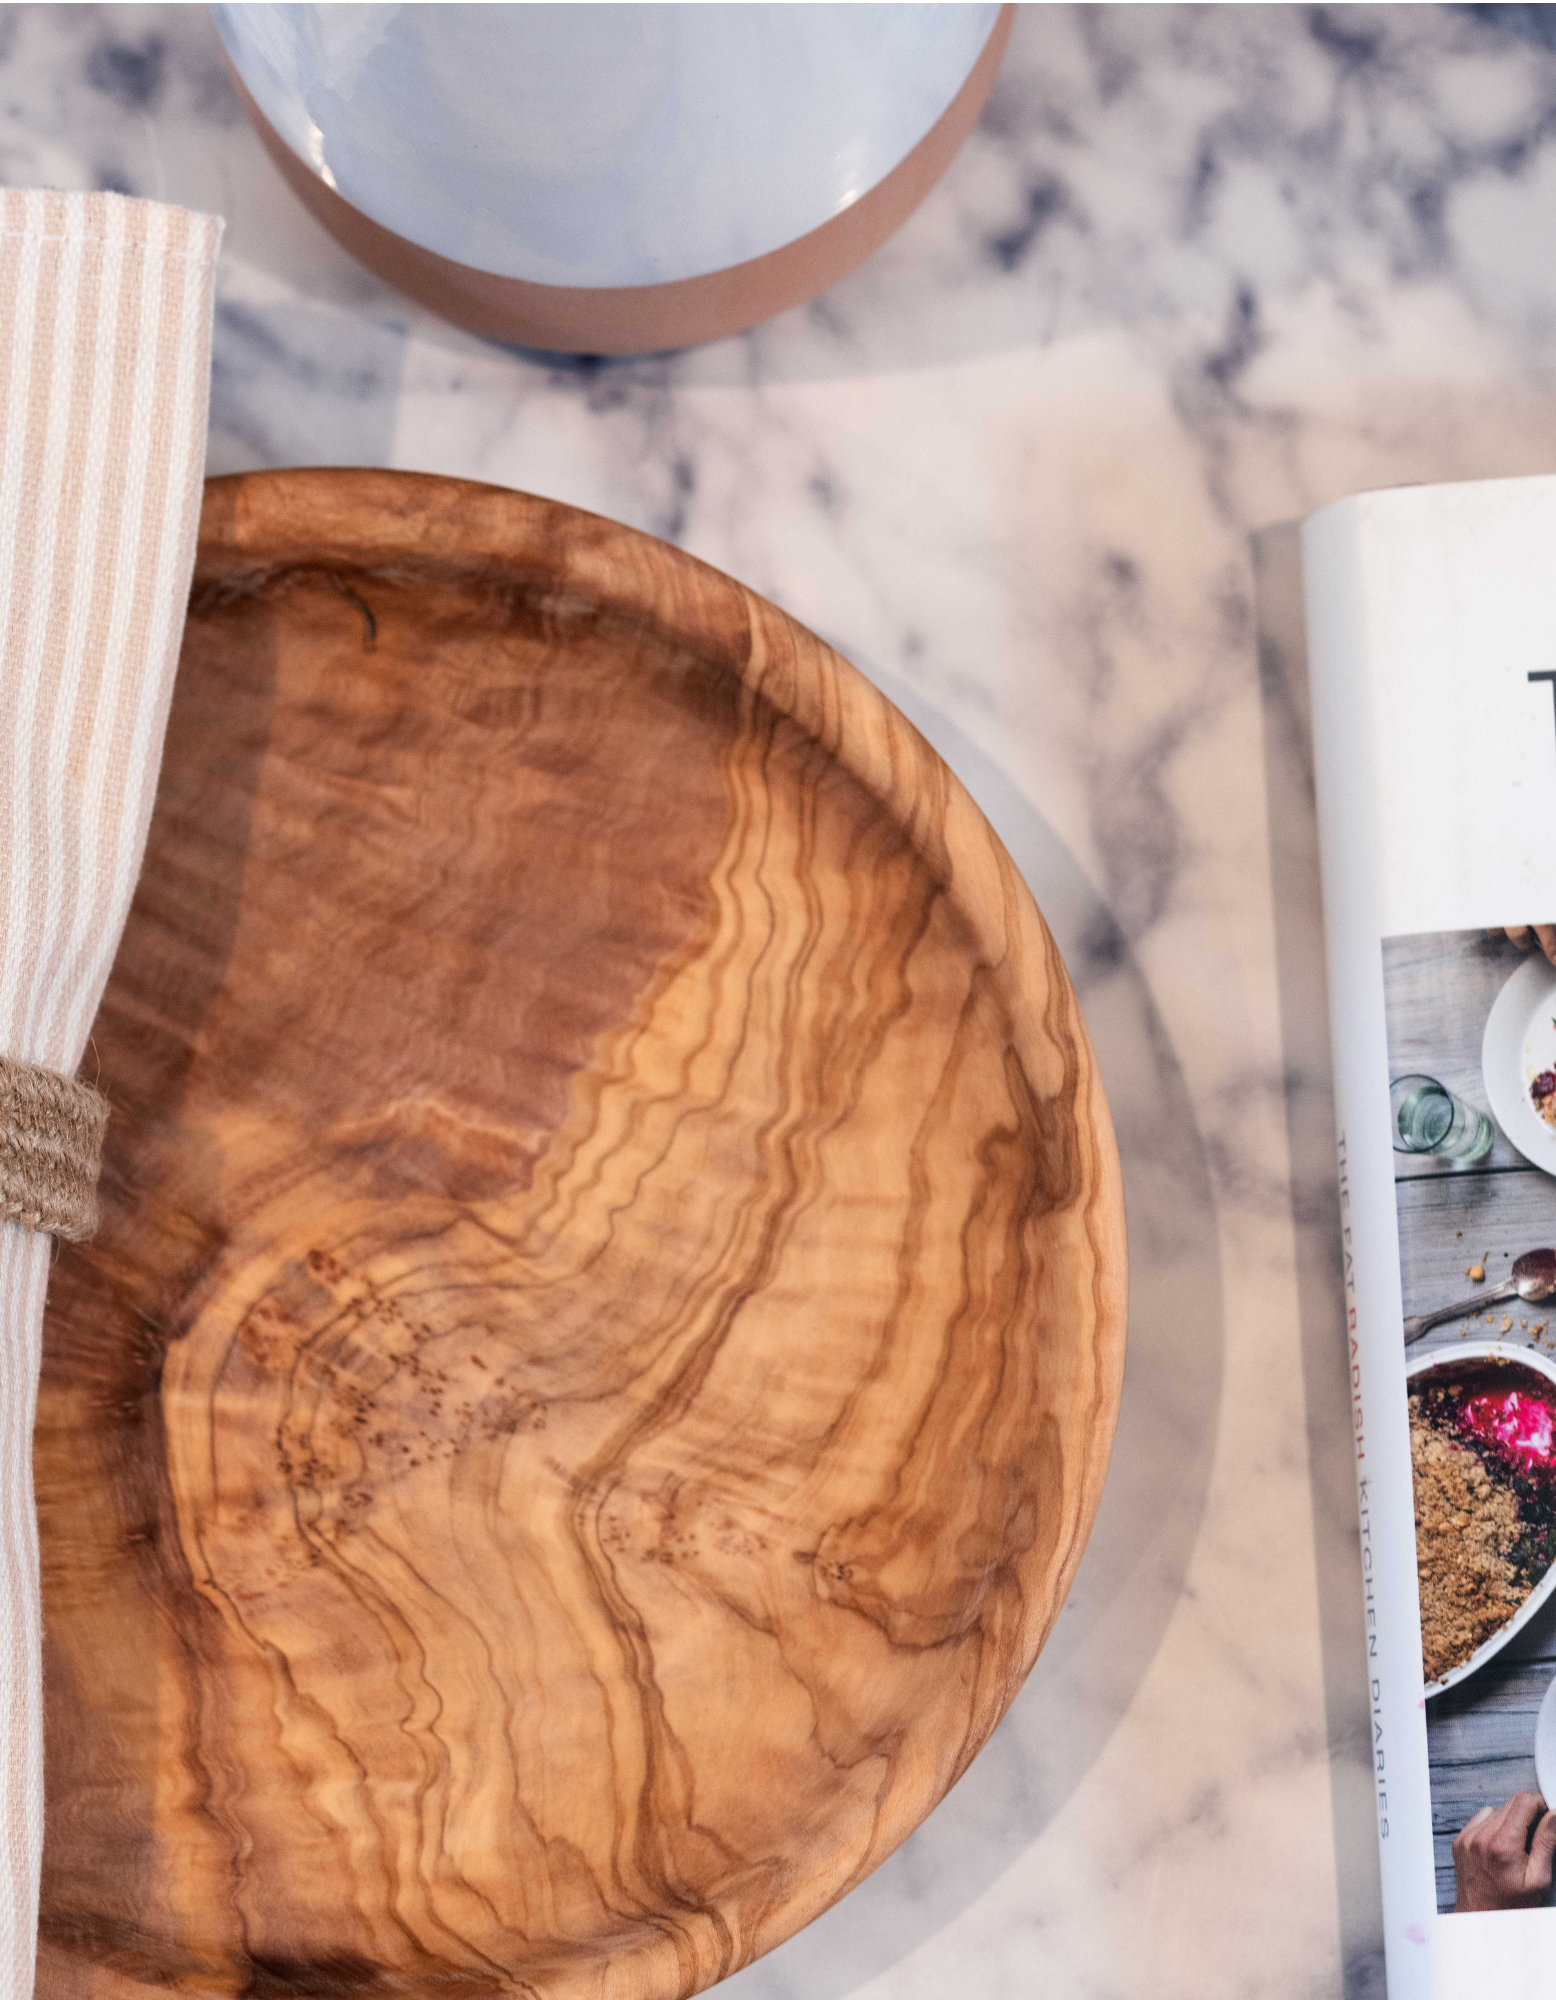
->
[[1404, 1248, 1556, 1345]]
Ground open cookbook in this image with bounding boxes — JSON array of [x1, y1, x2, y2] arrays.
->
[[1305, 475, 1556, 1995]]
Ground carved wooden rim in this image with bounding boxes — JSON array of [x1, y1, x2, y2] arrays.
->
[[203, 461, 1127, 1931], [41, 469, 1127, 1997]]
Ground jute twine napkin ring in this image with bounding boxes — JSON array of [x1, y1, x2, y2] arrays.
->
[[0, 1055, 108, 1243]]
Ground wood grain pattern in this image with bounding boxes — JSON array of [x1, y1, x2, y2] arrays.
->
[[35, 470, 1126, 2000]]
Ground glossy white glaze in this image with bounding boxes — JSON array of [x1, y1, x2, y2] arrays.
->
[[210, 3, 1002, 287]]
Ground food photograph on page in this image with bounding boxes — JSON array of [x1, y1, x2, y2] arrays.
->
[[1304, 470, 1556, 1990], [1385, 923, 1556, 1914]]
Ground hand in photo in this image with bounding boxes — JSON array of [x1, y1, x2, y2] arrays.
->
[[1453, 1793, 1556, 1911], [1499, 924, 1556, 967]]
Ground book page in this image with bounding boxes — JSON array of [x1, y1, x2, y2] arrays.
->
[[1306, 474, 1556, 2000]]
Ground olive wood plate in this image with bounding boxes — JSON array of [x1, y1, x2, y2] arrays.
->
[[37, 470, 1127, 2000]]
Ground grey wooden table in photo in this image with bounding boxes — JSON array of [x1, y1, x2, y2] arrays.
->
[[1383, 928, 1556, 1912]]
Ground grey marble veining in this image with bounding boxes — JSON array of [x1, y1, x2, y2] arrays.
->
[[12, 5, 1556, 1995]]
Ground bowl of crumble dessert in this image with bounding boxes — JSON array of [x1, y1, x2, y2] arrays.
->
[[1409, 1340, 1556, 1695]]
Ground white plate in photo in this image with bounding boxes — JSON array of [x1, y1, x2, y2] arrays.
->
[[1409, 1341, 1556, 1699], [1483, 955, 1556, 1176], [1536, 1674, 1556, 1806]]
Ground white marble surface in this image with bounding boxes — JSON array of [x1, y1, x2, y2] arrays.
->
[[15, 4, 1556, 1994]]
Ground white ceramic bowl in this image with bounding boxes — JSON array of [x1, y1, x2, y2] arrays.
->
[[1482, 954, 1556, 1177], [1535, 1670, 1556, 1804], [1409, 1340, 1556, 1698], [212, 3, 1003, 290]]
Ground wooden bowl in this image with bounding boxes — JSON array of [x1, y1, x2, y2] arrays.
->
[[36, 471, 1126, 1999]]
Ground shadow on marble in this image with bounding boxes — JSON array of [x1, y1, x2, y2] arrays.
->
[[208, 299, 406, 476], [393, 1, 1556, 395], [18, 3, 1556, 478], [1251, 523, 1387, 2000], [712, 674, 1226, 1999]]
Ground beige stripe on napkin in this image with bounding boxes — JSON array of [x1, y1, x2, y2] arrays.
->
[[0, 187, 221, 1989]]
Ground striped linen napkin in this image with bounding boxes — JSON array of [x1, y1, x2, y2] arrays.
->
[[0, 187, 221, 1989]]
